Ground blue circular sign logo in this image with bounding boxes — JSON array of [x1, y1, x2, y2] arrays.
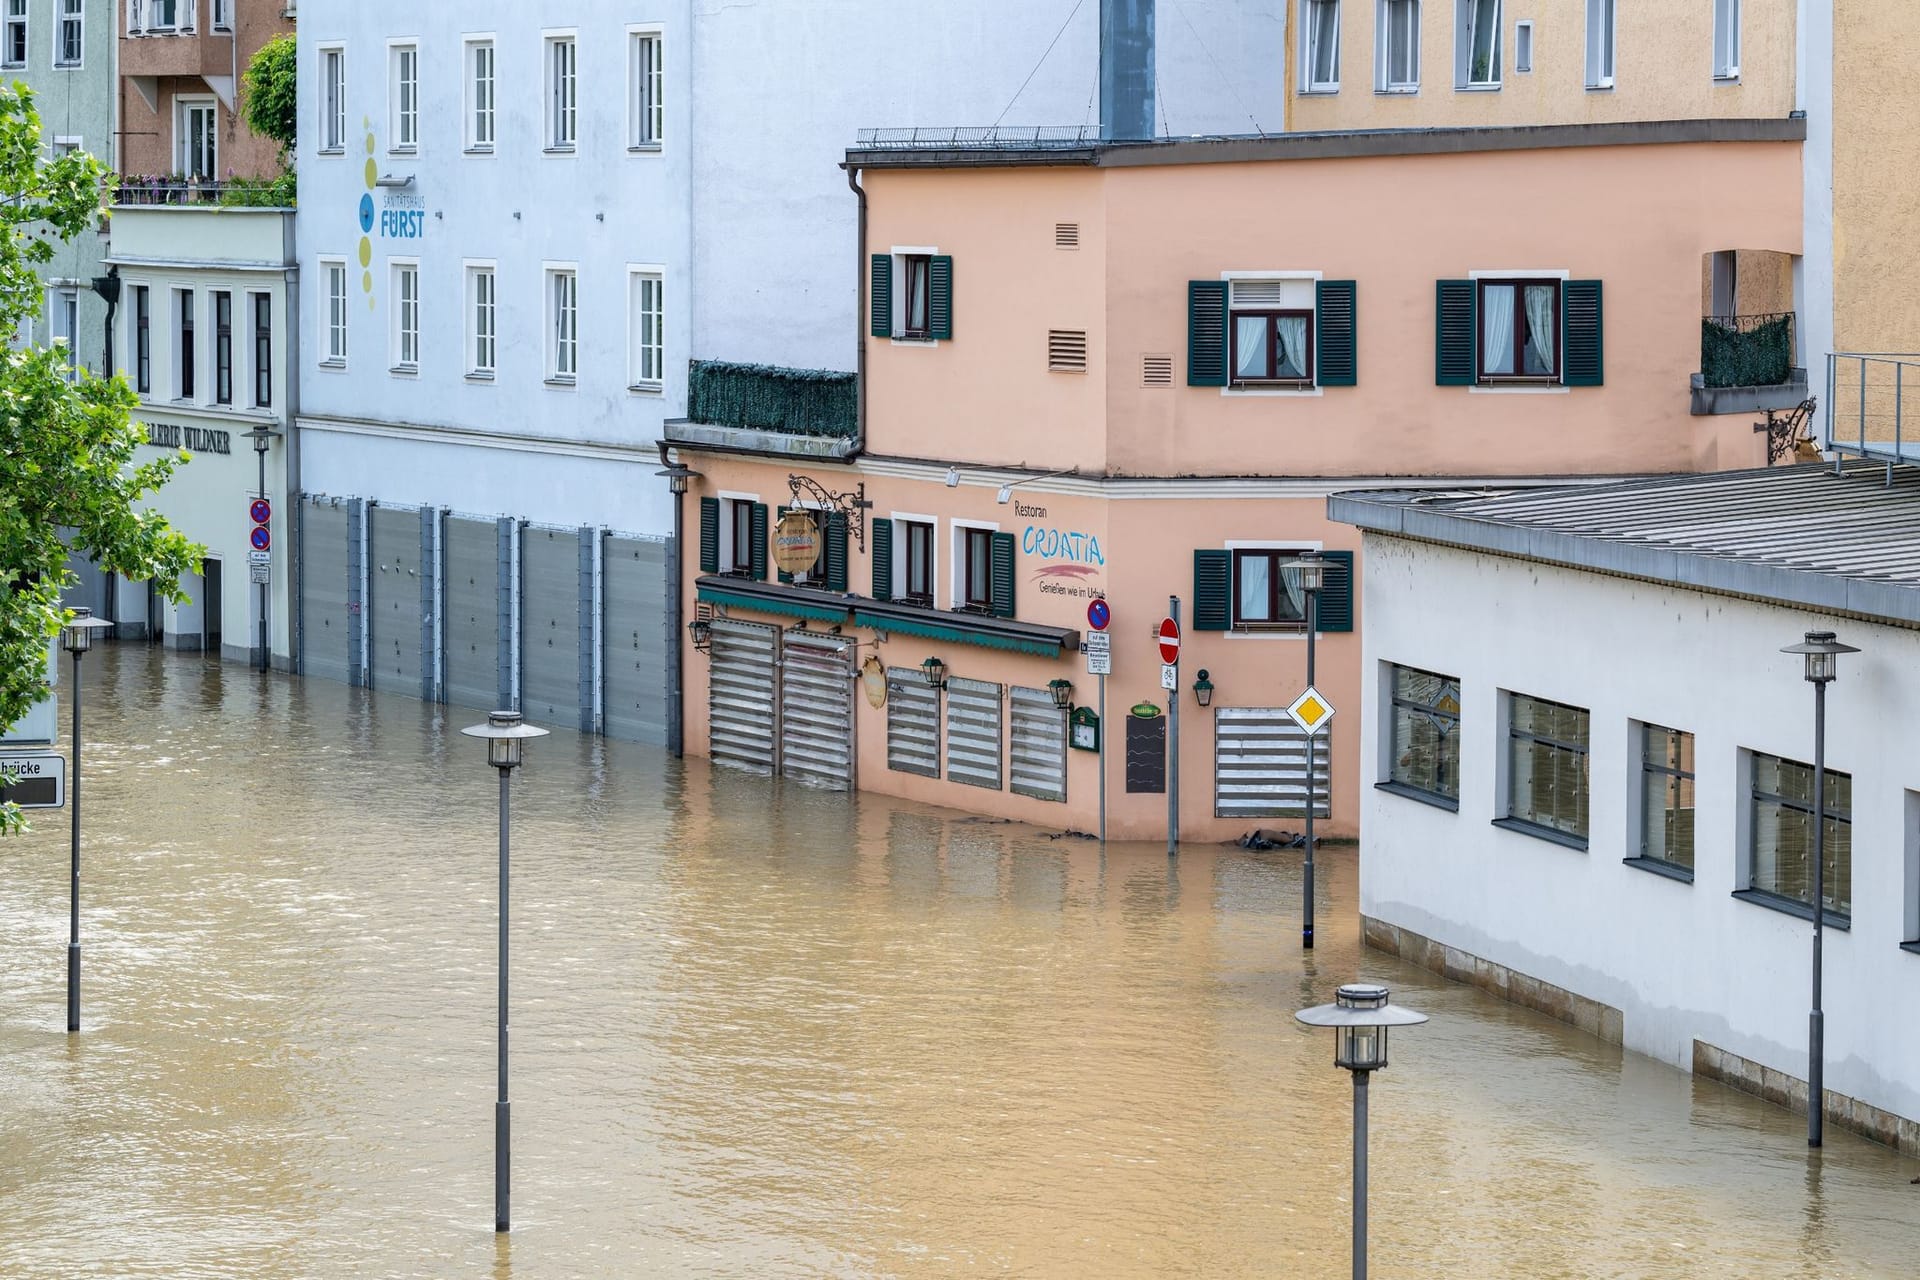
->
[[358, 193, 375, 234], [1087, 599, 1111, 631]]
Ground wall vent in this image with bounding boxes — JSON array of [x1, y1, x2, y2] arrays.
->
[[1055, 222, 1080, 249], [1049, 330, 1089, 373], [1141, 354, 1173, 386]]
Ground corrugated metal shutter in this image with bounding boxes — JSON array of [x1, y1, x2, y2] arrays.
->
[[945, 676, 1003, 791], [709, 618, 778, 774], [602, 533, 668, 745], [1009, 686, 1067, 803], [369, 503, 426, 697], [1214, 708, 1331, 819], [521, 525, 581, 728], [779, 630, 854, 790], [444, 515, 501, 711], [885, 666, 939, 778], [299, 496, 350, 684]]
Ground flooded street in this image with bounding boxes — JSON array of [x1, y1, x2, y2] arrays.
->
[[1, 645, 1916, 1278]]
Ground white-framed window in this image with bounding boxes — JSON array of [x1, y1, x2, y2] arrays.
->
[[888, 513, 938, 606], [49, 287, 77, 379], [546, 266, 577, 382], [1455, 0, 1501, 88], [1229, 276, 1316, 387], [1375, 0, 1419, 92], [250, 290, 271, 408], [1585, 0, 1615, 87], [320, 45, 345, 153], [1514, 19, 1533, 73], [132, 0, 180, 34], [211, 288, 233, 404], [629, 28, 663, 150], [885, 246, 953, 343], [464, 37, 495, 152], [320, 258, 347, 366], [1382, 663, 1460, 805], [1713, 0, 1740, 80], [390, 260, 419, 372], [3, 0, 26, 69], [175, 97, 217, 179], [627, 267, 663, 391], [950, 520, 1000, 613], [49, 135, 81, 160], [545, 33, 577, 151], [174, 287, 197, 399], [55, 0, 82, 68], [465, 262, 496, 377], [213, 0, 232, 30], [1301, 0, 1340, 92], [131, 284, 151, 394], [388, 42, 419, 152]]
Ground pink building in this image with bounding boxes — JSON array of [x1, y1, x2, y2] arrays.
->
[[668, 118, 1804, 843]]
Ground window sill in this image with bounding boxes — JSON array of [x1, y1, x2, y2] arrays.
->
[[388, 146, 418, 156], [1623, 856, 1693, 885], [464, 145, 494, 156], [1491, 817, 1588, 851], [1586, 82, 1615, 92], [1456, 82, 1503, 92], [1731, 889, 1849, 930], [889, 337, 938, 347], [1469, 382, 1570, 395], [544, 375, 577, 388], [317, 359, 346, 371], [543, 145, 577, 155], [1901, 940, 1920, 957], [318, 147, 345, 157], [54, 61, 81, 70], [1299, 85, 1340, 96], [389, 364, 418, 377], [1713, 74, 1741, 85], [628, 143, 663, 155], [1376, 86, 1420, 95], [464, 370, 495, 383], [1376, 780, 1458, 813], [627, 381, 663, 395]]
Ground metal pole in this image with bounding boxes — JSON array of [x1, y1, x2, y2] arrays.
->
[[496, 765, 511, 1231], [1167, 595, 1179, 859], [67, 649, 82, 1033], [1098, 672, 1107, 845], [1304, 587, 1318, 950], [1353, 1068, 1369, 1280], [666, 484, 685, 758], [258, 444, 270, 672], [1809, 678, 1825, 1148]]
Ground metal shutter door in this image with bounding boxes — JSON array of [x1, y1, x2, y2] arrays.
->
[[299, 497, 350, 684], [886, 667, 939, 778], [708, 618, 778, 774], [945, 676, 1003, 791], [779, 631, 854, 790], [1009, 685, 1068, 803], [369, 504, 426, 697], [520, 525, 581, 729], [444, 516, 501, 712], [602, 533, 668, 745], [1213, 708, 1331, 819]]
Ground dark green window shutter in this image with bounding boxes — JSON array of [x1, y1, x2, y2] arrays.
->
[[1316, 279, 1357, 387], [1193, 549, 1231, 631], [775, 506, 795, 584], [1187, 280, 1229, 387], [698, 497, 719, 574], [870, 517, 893, 601], [748, 502, 768, 582], [1435, 280, 1476, 386], [1562, 279, 1604, 387], [1316, 551, 1354, 633], [824, 512, 849, 592], [989, 531, 1016, 618], [870, 254, 892, 338], [929, 256, 953, 340]]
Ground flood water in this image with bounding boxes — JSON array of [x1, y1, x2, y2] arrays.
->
[[1, 644, 1916, 1278]]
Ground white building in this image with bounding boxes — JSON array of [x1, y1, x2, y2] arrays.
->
[[1331, 460, 1920, 1155], [290, 1, 1287, 742]]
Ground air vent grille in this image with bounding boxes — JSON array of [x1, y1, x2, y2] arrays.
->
[[1141, 354, 1173, 387], [1230, 280, 1286, 307], [1055, 222, 1080, 249], [1049, 329, 1089, 373]]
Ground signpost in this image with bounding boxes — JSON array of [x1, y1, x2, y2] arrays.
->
[[0, 752, 65, 808], [249, 496, 272, 671], [1087, 598, 1110, 845], [1163, 603, 1181, 858]]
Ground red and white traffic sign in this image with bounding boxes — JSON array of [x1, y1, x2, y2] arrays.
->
[[1157, 617, 1181, 666]]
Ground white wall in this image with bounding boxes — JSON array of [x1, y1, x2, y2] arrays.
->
[[1357, 532, 1920, 1124]]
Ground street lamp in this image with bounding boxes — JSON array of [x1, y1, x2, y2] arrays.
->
[[656, 459, 700, 758], [1780, 629, 1857, 1147], [459, 709, 549, 1233], [244, 426, 281, 673], [1286, 550, 1325, 950], [1296, 983, 1429, 1280], [1047, 678, 1074, 710], [61, 606, 111, 1033], [1192, 669, 1214, 708]]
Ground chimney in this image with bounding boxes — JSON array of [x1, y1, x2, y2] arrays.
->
[[1099, 0, 1156, 142]]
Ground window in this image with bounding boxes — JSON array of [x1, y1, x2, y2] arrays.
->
[[1504, 693, 1589, 843], [175, 288, 196, 399], [628, 269, 663, 390], [212, 290, 232, 404], [1904, 793, 1920, 951], [728, 500, 755, 575], [250, 291, 271, 407], [1478, 279, 1558, 380], [213, 0, 232, 30], [1302, 0, 1340, 92], [1230, 281, 1313, 386], [630, 30, 663, 149], [1713, 0, 1740, 79], [903, 520, 935, 605], [1231, 548, 1313, 629], [176, 97, 216, 180], [320, 47, 345, 152], [322, 260, 347, 365], [132, 284, 151, 394], [389, 43, 419, 152], [1635, 724, 1695, 875], [1386, 664, 1459, 804], [465, 39, 494, 151], [140, 0, 179, 33], [961, 526, 993, 611], [466, 264, 495, 376], [56, 0, 82, 67], [49, 136, 79, 158], [1457, 0, 1501, 87], [1747, 752, 1849, 919], [50, 288, 76, 379], [3, 0, 25, 68], [1585, 0, 1615, 87], [546, 35, 577, 151], [1514, 20, 1532, 73], [900, 254, 932, 339], [391, 262, 419, 371], [546, 267, 577, 381], [1376, 0, 1419, 91]]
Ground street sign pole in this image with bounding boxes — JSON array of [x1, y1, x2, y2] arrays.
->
[[1304, 586, 1319, 950], [1167, 596, 1180, 859], [1086, 598, 1112, 847], [1098, 670, 1107, 846]]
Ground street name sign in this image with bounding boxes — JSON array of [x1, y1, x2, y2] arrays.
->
[[0, 752, 64, 808]]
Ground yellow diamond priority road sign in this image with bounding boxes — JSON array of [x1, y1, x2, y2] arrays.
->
[[1286, 686, 1336, 737]]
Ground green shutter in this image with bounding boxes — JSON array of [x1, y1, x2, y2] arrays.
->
[[698, 497, 719, 574], [748, 502, 768, 582], [825, 512, 849, 592], [1316, 279, 1357, 387], [870, 254, 892, 338], [929, 255, 953, 340], [775, 506, 794, 584], [1435, 280, 1476, 386], [870, 517, 893, 601], [1562, 279, 1604, 387], [989, 531, 1016, 618], [1187, 280, 1229, 387], [1193, 549, 1231, 631], [1317, 550, 1354, 633]]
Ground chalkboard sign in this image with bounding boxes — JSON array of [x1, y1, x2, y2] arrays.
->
[[1125, 713, 1166, 794]]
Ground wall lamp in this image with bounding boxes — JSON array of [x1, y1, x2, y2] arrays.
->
[[687, 618, 713, 652], [945, 467, 960, 488], [995, 467, 1079, 505], [1047, 678, 1074, 710], [921, 656, 948, 689], [655, 463, 700, 495], [1192, 669, 1214, 708]]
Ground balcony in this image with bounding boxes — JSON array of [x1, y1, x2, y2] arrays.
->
[[120, 24, 233, 82], [1828, 353, 1920, 468], [665, 360, 858, 459], [114, 174, 295, 208], [1690, 312, 1808, 415], [105, 203, 295, 271]]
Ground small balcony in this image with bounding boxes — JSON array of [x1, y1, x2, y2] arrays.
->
[[665, 360, 858, 459], [1828, 353, 1920, 467], [120, 24, 233, 82], [113, 174, 295, 208], [1690, 311, 1808, 415]]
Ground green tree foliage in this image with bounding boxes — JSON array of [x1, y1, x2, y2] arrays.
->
[[243, 35, 297, 161], [0, 86, 199, 832]]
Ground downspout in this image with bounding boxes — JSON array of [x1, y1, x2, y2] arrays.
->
[[658, 440, 684, 758], [283, 213, 302, 675], [841, 163, 867, 458]]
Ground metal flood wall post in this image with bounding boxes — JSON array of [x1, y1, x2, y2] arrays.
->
[[577, 525, 595, 735], [495, 517, 515, 711], [346, 498, 366, 687], [419, 506, 438, 704], [291, 493, 304, 674]]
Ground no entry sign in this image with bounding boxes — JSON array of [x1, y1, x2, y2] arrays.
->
[[1157, 617, 1181, 666]]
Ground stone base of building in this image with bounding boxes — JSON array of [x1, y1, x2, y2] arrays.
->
[[1693, 1041, 1920, 1157], [1361, 915, 1624, 1044]]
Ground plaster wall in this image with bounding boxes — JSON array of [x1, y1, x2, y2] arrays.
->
[[1831, 1, 1920, 353]]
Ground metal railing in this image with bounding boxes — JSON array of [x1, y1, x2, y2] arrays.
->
[[854, 125, 1104, 151], [1700, 311, 1795, 388], [113, 178, 230, 206], [1827, 352, 1920, 467]]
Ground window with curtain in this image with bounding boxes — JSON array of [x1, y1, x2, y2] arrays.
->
[[1388, 664, 1460, 802], [904, 521, 935, 604], [1228, 281, 1315, 385], [1505, 693, 1589, 840], [1458, 0, 1501, 86], [1231, 549, 1312, 629], [1377, 0, 1419, 91], [1478, 278, 1558, 380], [1637, 724, 1695, 873], [1748, 752, 1850, 918], [548, 268, 578, 380], [1303, 0, 1340, 91], [899, 255, 932, 339]]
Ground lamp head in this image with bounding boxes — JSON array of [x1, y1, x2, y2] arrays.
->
[[1295, 982, 1428, 1073], [996, 485, 1013, 504], [460, 709, 550, 771], [1192, 669, 1214, 707], [1781, 630, 1858, 685], [921, 655, 948, 689], [945, 467, 960, 489], [1290, 549, 1326, 595], [1047, 678, 1074, 710], [655, 464, 698, 496], [61, 606, 111, 655]]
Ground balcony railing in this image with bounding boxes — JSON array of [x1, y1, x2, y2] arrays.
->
[[1701, 312, 1795, 388], [1828, 352, 1920, 467], [113, 174, 296, 209], [685, 360, 856, 438]]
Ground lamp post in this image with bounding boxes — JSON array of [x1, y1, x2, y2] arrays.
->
[[1287, 551, 1325, 949], [1296, 983, 1428, 1280], [244, 426, 281, 673], [459, 710, 549, 1232], [61, 607, 112, 1033], [1780, 629, 1857, 1147], [656, 461, 698, 758]]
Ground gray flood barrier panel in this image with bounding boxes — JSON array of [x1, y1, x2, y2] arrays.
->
[[369, 504, 427, 698], [602, 534, 669, 745], [779, 631, 855, 791], [444, 516, 501, 712], [299, 497, 351, 684], [520, 525, 582, 729]]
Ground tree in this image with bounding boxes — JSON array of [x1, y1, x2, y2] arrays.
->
[[243, 35, 297, 163], [0, 86, 199, 833]]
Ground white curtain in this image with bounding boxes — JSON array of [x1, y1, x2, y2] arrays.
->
[[1524, 284, 1556, 375], [1276, 315, 1309, 378], [1279, 566, 1306, 620], [1482, 284, 1515, 375], [1238, 555, 1271, 621], [1235, 316, 1268, 379]]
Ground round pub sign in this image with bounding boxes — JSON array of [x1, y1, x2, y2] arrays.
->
[[771, 510, 822, 576]]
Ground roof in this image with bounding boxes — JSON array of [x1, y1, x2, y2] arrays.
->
[[1328, 461, 1920, 629]]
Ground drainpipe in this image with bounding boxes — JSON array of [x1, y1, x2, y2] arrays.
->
[[841, 164, 867, 459], [90, 267, 119, 381], [658, 441, 685, 758]]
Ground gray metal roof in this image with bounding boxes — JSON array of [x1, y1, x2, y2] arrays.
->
[[1328, 461, 1920, 629]]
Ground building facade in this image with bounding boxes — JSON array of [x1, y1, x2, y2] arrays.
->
[[118, 0, 292, 184]]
